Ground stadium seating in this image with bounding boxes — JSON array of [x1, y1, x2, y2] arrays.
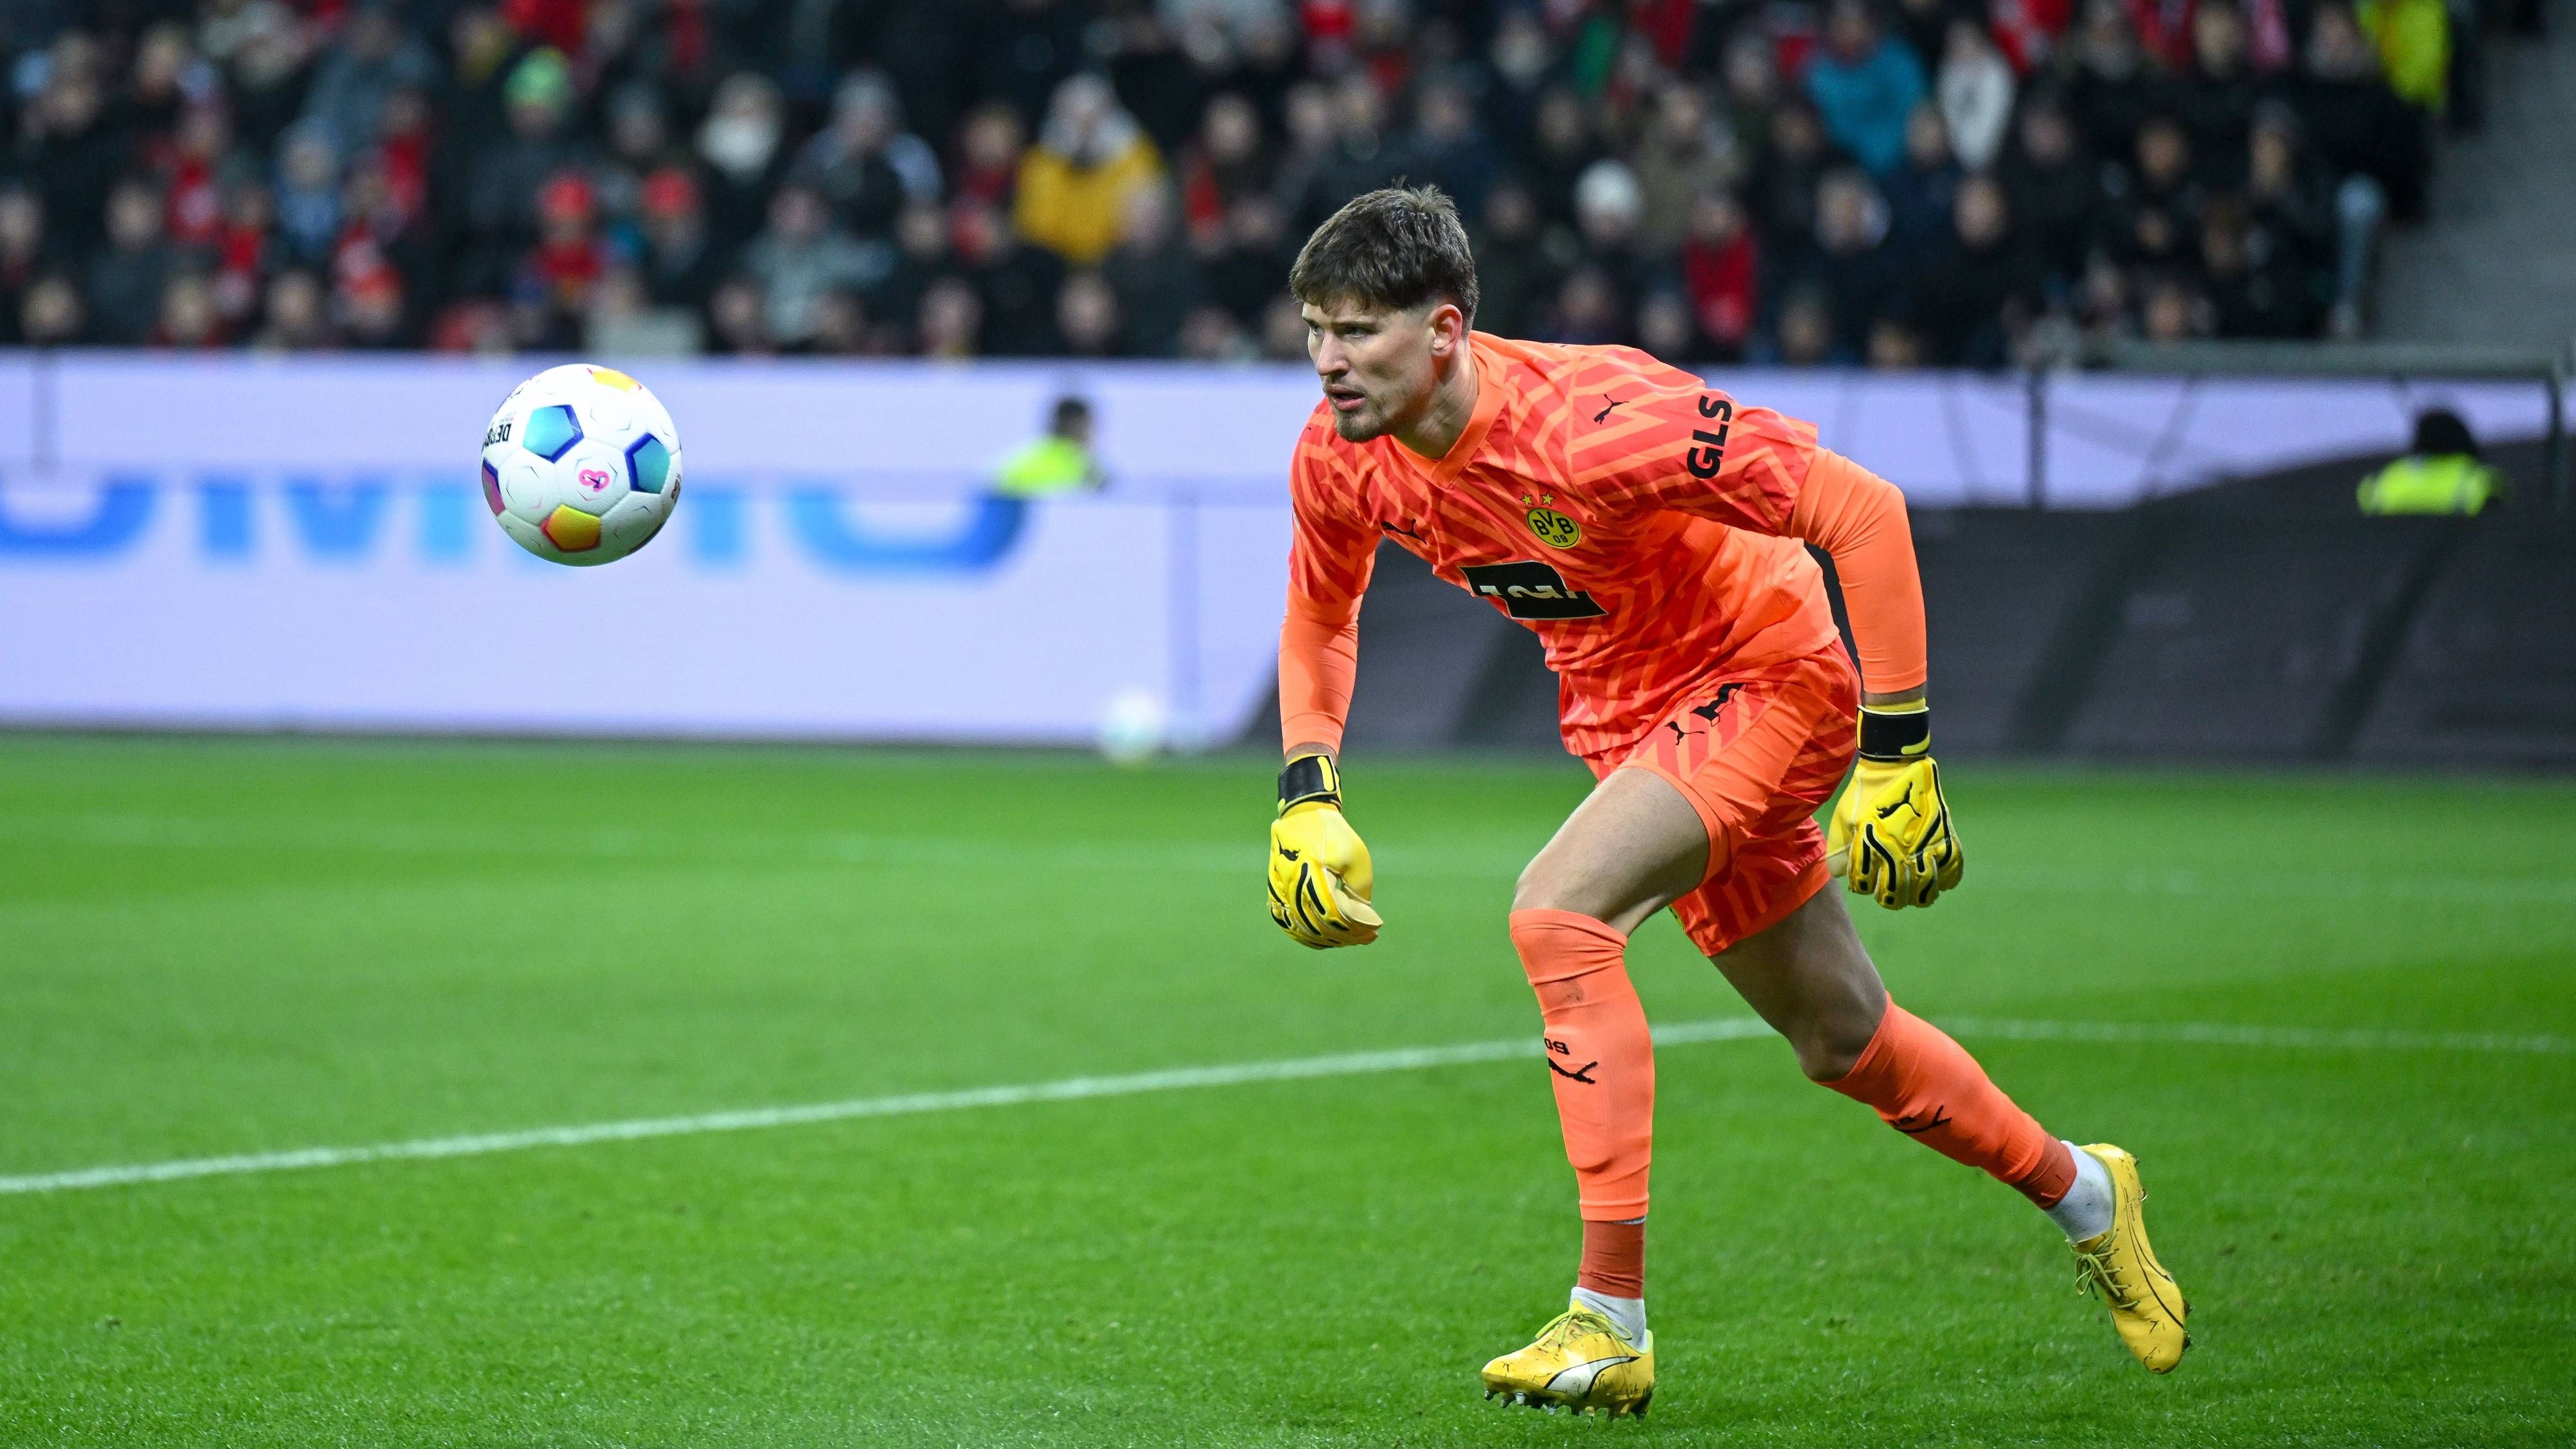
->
[[0, 0, 2490, 361]]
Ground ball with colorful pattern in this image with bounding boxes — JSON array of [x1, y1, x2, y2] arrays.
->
[[479, 364, 683, 566]]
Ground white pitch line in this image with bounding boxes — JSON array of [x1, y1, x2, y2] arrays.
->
[[0, 1016, 2564, 1199]]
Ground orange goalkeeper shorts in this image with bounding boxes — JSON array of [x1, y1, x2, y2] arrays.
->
[[1581, 646, 1860, 957]]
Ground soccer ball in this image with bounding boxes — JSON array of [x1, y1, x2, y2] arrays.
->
[[479, 363, 683, 565]]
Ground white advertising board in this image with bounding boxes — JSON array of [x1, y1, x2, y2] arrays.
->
[[0, 352, 2550, 742]]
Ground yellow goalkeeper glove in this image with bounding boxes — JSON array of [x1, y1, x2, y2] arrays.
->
[[1267, 753, 1381, 948], [1826, 701, 1964, 909]]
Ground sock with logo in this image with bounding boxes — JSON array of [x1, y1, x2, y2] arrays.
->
[[1823, 1000, 2078, 1208], [2045, 1141, 2116, 1240], [1510, 908, 1656, 1223]]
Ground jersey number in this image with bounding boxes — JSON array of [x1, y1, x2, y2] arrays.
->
[[1461, 561, 1608, 620]]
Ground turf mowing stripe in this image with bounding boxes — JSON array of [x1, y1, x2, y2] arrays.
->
[[0, 1019, 1773, 1198], [1942, 1018, 2574, 1055], [2, 1015, 2565, 1199], [8, 813, 2576, 904]]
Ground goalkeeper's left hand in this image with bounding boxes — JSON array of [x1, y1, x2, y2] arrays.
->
[[1267, 753, 1381, 948], [1825, 701, 1964, 909]]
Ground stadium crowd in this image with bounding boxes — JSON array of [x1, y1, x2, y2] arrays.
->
[[0, 0, 2493, 364]]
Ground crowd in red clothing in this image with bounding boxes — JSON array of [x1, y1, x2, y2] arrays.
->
[[0, 0, 2500, 364]]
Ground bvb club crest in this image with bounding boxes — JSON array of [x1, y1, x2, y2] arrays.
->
[[1525, 501, 1581, 549]]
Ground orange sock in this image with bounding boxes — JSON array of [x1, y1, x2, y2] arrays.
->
[[1510, 908, 1656, 1224], [1824, 1001, 2077, 1207], [1577, 1219, 1646, 1299]]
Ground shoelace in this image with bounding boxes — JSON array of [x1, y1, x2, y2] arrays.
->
[[2072, 1242, 2142, 1311], [1533, 1309, 1610, 1353]]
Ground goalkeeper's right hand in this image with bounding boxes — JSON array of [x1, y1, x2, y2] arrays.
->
[[1267, 753, 1381, 948]]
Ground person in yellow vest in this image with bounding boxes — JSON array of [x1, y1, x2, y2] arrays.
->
[[994, 397, 1107, 497], [1013, 75, 1165, 267], [2358, 408, 2502, 514]]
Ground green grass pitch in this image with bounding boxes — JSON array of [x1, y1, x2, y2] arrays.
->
[[1, 735, 2571, 1446]]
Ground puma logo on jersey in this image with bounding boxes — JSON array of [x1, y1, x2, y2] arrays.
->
[[1593, 395, 1627, 424]]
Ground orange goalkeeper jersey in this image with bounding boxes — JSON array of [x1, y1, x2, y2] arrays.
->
[[1283, 333, 1917, 760]]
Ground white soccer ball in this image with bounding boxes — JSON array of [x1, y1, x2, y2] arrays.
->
[[479, 363, 682, 566], [1097, 686, 1170, 766]]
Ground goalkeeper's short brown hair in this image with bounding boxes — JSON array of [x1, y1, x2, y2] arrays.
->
[[1289, 186, 1479, 325]]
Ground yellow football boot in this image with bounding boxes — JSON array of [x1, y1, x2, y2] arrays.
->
[[1479, 1303, 1655, 1417], [2069, 1143, 2191, 1373]]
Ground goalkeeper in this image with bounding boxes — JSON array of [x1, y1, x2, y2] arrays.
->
[[1266, 188, 2187, 1419]]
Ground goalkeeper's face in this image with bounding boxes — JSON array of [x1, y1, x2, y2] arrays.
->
[[1303, 298, 1459, 444]]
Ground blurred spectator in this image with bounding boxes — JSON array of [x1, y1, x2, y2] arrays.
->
[[2140, 272, 2211, 340], [1016, 74, 1165, 266], [1718, 32, 1783, 164], [253, 267, 332, 350], [1771, 284, 1837, 365], [1469, 182, 1558, 342], [955, 195, 1065, 355], [740, 184, 891, 347], [1179, 304, 1256, 361], [1405, 77, 1497, 224], [1522, 89, 1599, 227], [1637, 288, 1698, 362], [2176, 1, 2262, 187], [1913, 174, 2033, 364], [521, 172, 608, 325], [866, 201, 955, 335], [199, 0, 311, 155], [156, 272, 224, 348], [1807, 167, 1905, 357], [2101, 114, 2201, 273], [2291, 2, 2430, 220], [2244, 105, 2337, 317], [162, 104, 233, 251], [1292, 73, 1410, 232], [2198, 197, 2310, 337], [270, 119, 341, 267], [1549, 268, 1626, 346], [0, 187, 48, 344], [952, 102, 1028, 210], [1179, 93, 1268, 239], [1806, 0, 1929, 176], [697, 71, 791, 245], [1745, 102, 1838, 276], [1882, 103, 1961, 253], [918, 275, 983, 358], [21, 273, 88, 345], [2000, 95, 2096, 292], [2067, 0, 2156, 163], [210, 180, 273, 327], [1936, 21, 2015, 172], [1056, 269, 1121, 355], [1681, 190, 1759, 359], [88, 178, 175, 344], [300, 2, 434, 156], [1572, 161, 1652, 319], [21, 43, 122, 254], [1630, 83, 1735, 258], [707, 276, 772, 355], [638, 168, 724, 311], [1100, 184, 1201, 356], [1204, 193, 1292, 326], [1866, 315, 1926, 367], [792, 71, 941, 239]]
